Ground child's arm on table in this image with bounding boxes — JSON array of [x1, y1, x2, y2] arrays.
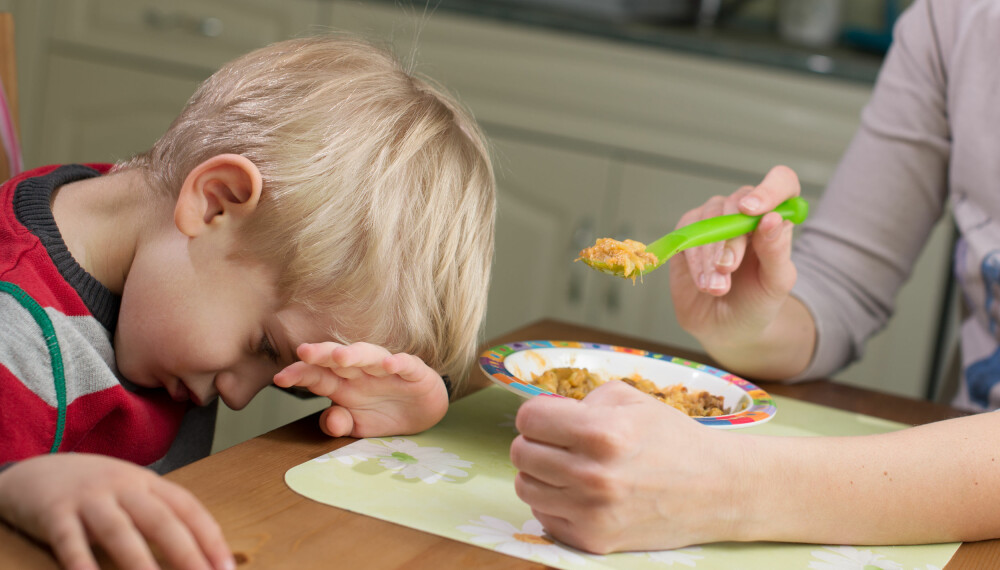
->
[[0, 453, 233, 570], [273, 341, 450, 437], [511, 380, 1000, 554]]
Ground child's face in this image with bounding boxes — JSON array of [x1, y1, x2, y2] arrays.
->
[[112, 231, 328, 410]]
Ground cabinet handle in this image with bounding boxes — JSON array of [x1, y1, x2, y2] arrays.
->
[[143, 8, 224, 38]]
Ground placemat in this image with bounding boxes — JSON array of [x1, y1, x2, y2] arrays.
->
[[285, 386, 958, 569]]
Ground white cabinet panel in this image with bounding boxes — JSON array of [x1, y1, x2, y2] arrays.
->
[[326, 1, 871, 191], [50, 0, 322, 74], [485, 135, 614, 339], [38, 55, 199, 164]]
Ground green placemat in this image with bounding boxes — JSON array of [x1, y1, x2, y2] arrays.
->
[[285, 386, 958, 569]]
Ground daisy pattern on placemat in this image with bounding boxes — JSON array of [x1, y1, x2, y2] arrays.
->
[[809, 546, 902, 570], [457, 515, 587, 565], [315, 438, 473, 484], [644, 546, 704, 566], [499, 412, 518, 434]]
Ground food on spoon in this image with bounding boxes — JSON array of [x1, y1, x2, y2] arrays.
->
[[529, 367, 730, 417], [577, 238, 658, 282]]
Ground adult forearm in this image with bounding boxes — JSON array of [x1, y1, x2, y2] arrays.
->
[[739, 412, 1000, 545], [699, 296, 816, 381]]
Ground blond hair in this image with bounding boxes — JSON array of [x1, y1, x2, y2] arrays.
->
[[119, 35, 496, 388]]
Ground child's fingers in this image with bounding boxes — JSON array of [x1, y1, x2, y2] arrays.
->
[[294, 342, 344, 366], [154, 483, 233, 570], [319, 405, 356, 438], [48, 517, 98, 570], [122, 489, 210, 570], [81, 496, 159, 570], [273, 361, 345, 398], [382, 353, 440, 384], [298, 342, 392, 378]]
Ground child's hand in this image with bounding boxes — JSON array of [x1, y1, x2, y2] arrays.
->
[[273, 342, 450, 438], [510, 381, 747, 554], [0, 453, 234, 570]]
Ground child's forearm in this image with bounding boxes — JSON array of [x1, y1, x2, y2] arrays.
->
[[700, 296, 816, 381], [738, 411, 1000, 544]]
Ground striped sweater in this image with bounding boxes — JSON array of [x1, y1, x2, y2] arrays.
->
[[1, 165, 215, 473]]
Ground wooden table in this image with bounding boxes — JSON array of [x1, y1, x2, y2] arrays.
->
[[2, 318, 998, 569]]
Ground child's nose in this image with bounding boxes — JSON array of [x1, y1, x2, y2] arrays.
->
[[182, 372, 220, 407], [214, 369, 271, 411]]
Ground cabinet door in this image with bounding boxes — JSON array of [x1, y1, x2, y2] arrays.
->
[[485, 134, 615, 340], [38, 55, 201, 165], [591, 161, 742, 351], [50, 0, 322, 74]]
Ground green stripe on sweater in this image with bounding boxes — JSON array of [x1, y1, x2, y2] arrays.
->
[[0, 281, 67, 452]]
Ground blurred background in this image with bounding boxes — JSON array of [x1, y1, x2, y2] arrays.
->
[[3, 0, 957, 451]]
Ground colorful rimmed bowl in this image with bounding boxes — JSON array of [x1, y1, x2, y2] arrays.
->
[[478, 340, 775, 429]]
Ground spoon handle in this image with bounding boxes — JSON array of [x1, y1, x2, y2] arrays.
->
[[647, 196, 809, 260]]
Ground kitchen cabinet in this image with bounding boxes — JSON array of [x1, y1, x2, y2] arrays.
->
[[37, 55, 198, 164], [486, 136, 615, 339], [27, 0, 323, 168], [328, 1, 953, 399]]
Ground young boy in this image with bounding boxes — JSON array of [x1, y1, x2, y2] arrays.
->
[[0, 35, 496, 570]]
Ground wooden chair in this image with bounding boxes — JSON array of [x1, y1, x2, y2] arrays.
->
[[0, 12, 21, 181]]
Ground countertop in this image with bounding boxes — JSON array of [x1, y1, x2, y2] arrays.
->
[[362, 0, 886, 84]]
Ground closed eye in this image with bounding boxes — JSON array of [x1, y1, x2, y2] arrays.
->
[[259, 333, 280, 363]]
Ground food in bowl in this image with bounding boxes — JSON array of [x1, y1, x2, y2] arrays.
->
[[529, 366, 730, 417]]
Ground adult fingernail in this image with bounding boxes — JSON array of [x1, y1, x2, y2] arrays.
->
[[740, 195, 761, 212], [717, 247, 734, 268], [698, 273, 708, 289], [709, 272, 726, 290]]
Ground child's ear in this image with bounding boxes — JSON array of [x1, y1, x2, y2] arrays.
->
[[174, 154, 263, 237]]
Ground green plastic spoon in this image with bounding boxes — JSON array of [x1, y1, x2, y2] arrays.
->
[[580, 196, 810, 279]]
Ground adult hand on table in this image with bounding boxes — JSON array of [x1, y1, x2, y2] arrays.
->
[[510, 381, 749, 554], [0, 453, 233, 570], [273, 341, 449, 438], [669, 165, 814, 379]]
